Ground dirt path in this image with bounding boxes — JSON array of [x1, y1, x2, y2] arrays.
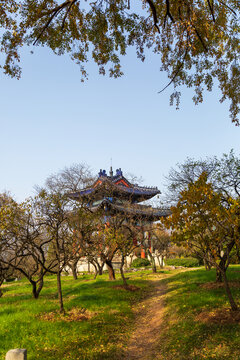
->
[[123, 278, 167, 360]]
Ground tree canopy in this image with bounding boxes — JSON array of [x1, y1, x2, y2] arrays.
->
[[1, 0, 240, 123], [166, 150, 240, 204], [164, 172, 240, 310]]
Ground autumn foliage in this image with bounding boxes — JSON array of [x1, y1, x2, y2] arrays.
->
[[164, 172, 240, 311]]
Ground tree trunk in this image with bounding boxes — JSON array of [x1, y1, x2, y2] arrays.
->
[[216, 256, 229, 282], [106, 259, 115, 280], [147, 250, 157, 273], [236, 246, 240, 263], [31, 273, 44, 299], [203, 258, 212, 271], [216, 257, 227, 282], [91, 262, 98, 280], [57, 270, 64, 313], [222, 271, 238, 311], [216, 242, 235, 282], [120, 254, 128, 288], [157, 255, 164, 269], [71, 262, 78, 280], [36, 277, 44, 298], [31, 281, 38, 299], [97, 261, 104, 275], [129, 254, 134, 268], [216, 269, 223, 282]]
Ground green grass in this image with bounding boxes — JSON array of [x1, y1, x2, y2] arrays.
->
[[0, 270, 161, 360], [157, 265, 240, 360], [1, 267, 240, 360], [165, 257, 200, 267]]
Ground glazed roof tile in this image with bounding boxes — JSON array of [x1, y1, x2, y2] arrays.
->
[[89, 199, 170, 219]]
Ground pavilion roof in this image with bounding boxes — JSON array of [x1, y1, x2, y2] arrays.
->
[[88, 198, 171, 221], [68, 167, 160, 202]]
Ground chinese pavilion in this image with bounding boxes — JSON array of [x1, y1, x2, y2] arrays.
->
[[68, 167, 170, 222], [69, 167, 170, 262]]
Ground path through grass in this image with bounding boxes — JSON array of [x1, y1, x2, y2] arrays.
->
[[0, 271, 161, 360], [1, 267, 240, 360]]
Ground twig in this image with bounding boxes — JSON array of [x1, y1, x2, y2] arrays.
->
[[62, 0, 78, 30], [218, 0, 237, 15], [145, 0, 160, 33], [207, 0, 215, 22], [158, 47, 188, 94], [33, 1, 74, 45], [165, 0, 175, 25], [193, 25, 208, 52]]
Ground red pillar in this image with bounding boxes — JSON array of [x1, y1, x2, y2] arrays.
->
[[141, 248, 145, 258]]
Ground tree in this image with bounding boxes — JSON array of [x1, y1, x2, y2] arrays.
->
[[1, 1, 240, 122], [104, 220, 138, 287], [44, 163, 94, 194], [68, 204, 99, 280], [35, 189, 79, 312], [0, 195, 57, 299], [166, 150, 240, 280], [164, 173, 240, 311], [96, 222, 119, 281], [167, 151, 240, 202], [36, 163, 94, 281], [0, 264, 13, 298], [151, 226, 170, 268], [137, 226, 158, 273]]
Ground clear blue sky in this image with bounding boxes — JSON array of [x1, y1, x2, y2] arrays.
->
[[1, 45, 240, 201]]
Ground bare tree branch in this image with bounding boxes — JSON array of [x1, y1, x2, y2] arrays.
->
[[33, 0, 77, 45], [62, 0, 78, 31], [164, 0, 175, 27], [207, 0, 215, 22], [145, 0, 160, 33], [158, 46, 188, 94], [218, 0, 237, 16], [193, 26, 208, 52]]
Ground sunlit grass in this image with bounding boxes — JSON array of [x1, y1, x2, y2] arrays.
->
[[158, 266, 240, 360], [2, 266, 239, 359], [0, 270, 163, 360]]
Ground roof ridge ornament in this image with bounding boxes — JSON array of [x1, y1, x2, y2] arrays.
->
[[116, 168, 123, 176], [98, 169, 107, 177]]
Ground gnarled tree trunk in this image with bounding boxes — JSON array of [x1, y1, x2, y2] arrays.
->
[[57, 270, 64, 313], [106, 259, 115, 280], [97, 261, 104, 275], [147, 249, 157, 273], [203, 258, 212, 271], [31, 277, 44, 299], [91, 261, 98, 279], [0, 280, 3, 298], [70, 260, 78, 280], [222, 271, 238, 311], [120, 254, 128, 288]]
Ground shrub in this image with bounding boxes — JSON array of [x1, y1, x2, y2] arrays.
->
[[165, 257, 200, 267], [131, 258, 151, 268]]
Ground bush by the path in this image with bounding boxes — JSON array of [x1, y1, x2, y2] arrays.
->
[[165, 257, 200, 267], [131, 258, 151, 268]]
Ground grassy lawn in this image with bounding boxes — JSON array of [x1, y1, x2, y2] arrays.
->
[[1, 266, 240, 360], [158, 265, 240, 360], [0, 270, 158, 360]]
